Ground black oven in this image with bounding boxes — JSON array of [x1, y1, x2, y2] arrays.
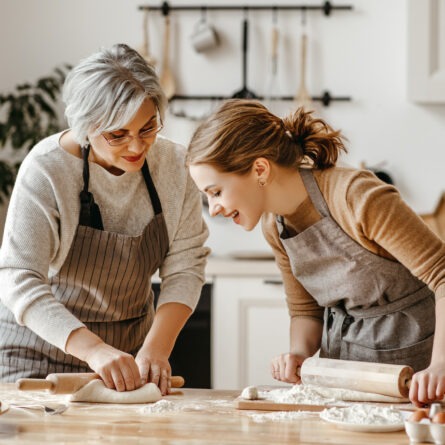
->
[[152, 282, 212, 389]]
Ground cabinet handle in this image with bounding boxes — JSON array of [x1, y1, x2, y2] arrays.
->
[[263, 279, 283, 285]]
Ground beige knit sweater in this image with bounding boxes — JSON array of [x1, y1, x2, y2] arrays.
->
[[262, 167, 445, 321], [0, 133, 210, 351]]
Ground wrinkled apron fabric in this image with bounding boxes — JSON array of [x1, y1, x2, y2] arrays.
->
[[0, 147, 169, 381], [276, 169, 434, 371]]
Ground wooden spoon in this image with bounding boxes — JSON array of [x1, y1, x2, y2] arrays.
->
[[160, 15, 175, 100], [294, 32, 312, 109], [141, 8, 156, 66]]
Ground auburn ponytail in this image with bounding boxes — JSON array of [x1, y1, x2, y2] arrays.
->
[[282, 108, 347, 169], [186, 99, 347, 173]]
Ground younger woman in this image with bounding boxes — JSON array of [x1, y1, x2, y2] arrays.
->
[[186, 99, 445, 406]]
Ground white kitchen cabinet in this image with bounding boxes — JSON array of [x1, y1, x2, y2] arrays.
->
[[211, 275, 289, 390], [407, 0, 445, 102]]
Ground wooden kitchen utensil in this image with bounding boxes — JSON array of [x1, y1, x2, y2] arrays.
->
[[141, 8, 156, 66], [160, 14, 175, 100], [263, 14, 280, 110], [17, 373, 185, 395], [294, 32, 312, 108], [299, 357, 413, 398], [294, 11, 312, 109]]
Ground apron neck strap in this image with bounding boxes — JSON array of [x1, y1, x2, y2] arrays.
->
[[299, 169, 331, 218], [141, 160, 163, 215]]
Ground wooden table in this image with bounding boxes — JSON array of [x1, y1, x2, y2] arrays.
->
[[0, 384, 412, 444]]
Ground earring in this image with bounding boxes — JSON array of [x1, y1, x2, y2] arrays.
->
[[258, 179, 266, 187]]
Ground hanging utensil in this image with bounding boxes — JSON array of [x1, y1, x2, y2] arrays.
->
[[160, 14, 176, 100], [264, 9, 280, 109], [141, 8, 156, 66], [294, 11, 312, 109], [232, 17, 257, 99]]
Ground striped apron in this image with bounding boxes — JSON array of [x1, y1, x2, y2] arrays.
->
[[0, 147, 169, 381], [276, 169, 434, 371]]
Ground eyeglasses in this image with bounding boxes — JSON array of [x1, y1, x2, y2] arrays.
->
[[101, 114, 163, 147]]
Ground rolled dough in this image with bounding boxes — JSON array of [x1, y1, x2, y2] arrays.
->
[[69, 380, 162, 404]]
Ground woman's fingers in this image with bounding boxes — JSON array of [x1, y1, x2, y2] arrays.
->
[[159, 368, 170, 395], [270, 353, 303, 383], [149, 364, 161, 387]]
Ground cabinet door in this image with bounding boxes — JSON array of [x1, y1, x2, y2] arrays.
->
[[212, 277, 289, 390], [408, 0, 445, 102]]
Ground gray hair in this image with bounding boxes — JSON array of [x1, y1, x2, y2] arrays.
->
[[63, 43, 167, 146]]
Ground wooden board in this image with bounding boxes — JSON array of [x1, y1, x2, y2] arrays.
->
[[235, 399, 339, 412]]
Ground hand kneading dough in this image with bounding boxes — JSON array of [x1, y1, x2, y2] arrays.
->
[[69, 380, 162, 404]]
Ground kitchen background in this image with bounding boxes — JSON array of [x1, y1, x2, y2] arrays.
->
[[1, 0, 444, 256], [0, 0, 444, 390]]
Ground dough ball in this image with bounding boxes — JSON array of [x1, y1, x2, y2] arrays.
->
[[69, 380, 162, 404], [241, 386, 259, 400]]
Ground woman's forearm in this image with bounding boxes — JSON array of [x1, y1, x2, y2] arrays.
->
[[140, 302, 192, 357], [289, 316, 323, 357]]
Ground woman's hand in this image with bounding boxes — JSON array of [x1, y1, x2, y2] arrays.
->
[[66, 327, 141, 392], [135, 348, 171, 395], [270, 353, 307, 384], [84, 342, 142, 392], [409, 362, 445, 406]]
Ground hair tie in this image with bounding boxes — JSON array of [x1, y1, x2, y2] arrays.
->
[[285, 130, 305, 148]]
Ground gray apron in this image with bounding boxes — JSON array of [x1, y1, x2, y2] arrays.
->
[[0, 146, 169, 381], [276, 169, 434, 371]]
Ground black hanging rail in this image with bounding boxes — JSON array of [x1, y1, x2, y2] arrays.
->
[[139, 1, 353, 16], [139, 2, 354, 106], [170, 91, 350, 106]]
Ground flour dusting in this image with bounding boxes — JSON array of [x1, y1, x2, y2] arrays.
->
[[140, 400, 178, 413], [259, 384, 345, 405], [250, 411, 317, 423], [320, 404, 403, 425]]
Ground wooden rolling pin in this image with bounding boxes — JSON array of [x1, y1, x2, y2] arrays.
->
[[16, 373, 185, 395], [300, 357, 413, 398]]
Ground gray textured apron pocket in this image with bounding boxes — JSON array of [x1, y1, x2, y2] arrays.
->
[[341, 334, 434, 372]]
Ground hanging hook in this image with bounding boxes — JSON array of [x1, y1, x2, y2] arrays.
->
[[200, 6, 207, 23], [272, 6, 278, 25], [161, 1, 170, 16], [301, 7, 307, 27]]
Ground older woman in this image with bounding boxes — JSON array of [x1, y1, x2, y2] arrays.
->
[[0, 44, 209, 395]]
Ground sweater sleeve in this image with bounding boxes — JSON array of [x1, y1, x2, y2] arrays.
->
[[157, 167, 210, 311], [345, 171, 445, 300], [261, 213, 324, 321], [0, 153, 85, 352]]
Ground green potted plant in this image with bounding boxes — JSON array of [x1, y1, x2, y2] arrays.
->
[[0, 65, 71, 203]]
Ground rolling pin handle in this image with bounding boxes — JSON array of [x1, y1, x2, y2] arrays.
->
[[16, 378, 55, 392], [171, 376, 185, 388]]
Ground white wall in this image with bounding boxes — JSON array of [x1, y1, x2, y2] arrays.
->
[[1, 0, 444, 256]]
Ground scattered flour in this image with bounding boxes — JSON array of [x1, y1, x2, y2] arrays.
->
[[250, 411, 318, 423], [140, 400, 178, 413], [320, 404, 403, 425], [258, 383, 405, 404], [259, 384, 344, 406], [139, 398, 233, 414]]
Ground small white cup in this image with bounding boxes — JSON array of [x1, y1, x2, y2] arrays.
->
[[190, 20, 219, 53]]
